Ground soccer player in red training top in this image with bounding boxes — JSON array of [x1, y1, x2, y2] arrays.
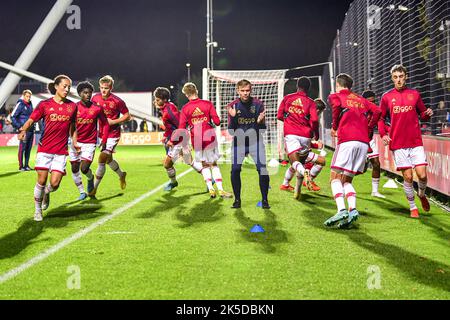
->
[[277, 77, 326, 200], [324, 73, 381, 229], [18, 75, 78, 221], [153, 87, 203, 191], [69, 81, 109, 200], [172, 82, 232, 198], [378, 65, 433, 218], [89, 75, 130, 197], [281, 98, 327, 192], [361, 90, 385, 199]]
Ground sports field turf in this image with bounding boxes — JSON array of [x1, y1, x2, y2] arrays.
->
[[0, 145, 448, 299]]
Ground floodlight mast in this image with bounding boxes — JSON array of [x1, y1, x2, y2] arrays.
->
[[0, 0, 74, 108]]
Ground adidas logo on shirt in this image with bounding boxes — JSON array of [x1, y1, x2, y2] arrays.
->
[[192, 107, 204, 117]]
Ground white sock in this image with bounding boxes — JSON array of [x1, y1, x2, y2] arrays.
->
[[34, 183, 45, 213], [108, 160, 124, 177], [45, 184, 55, 194], [404, 181, 417, 210], [201, 168, 214, 190], [295, 172, 303, 193], [372, 178, 380, 194], [331, 179, 346, 212], [72, 171, 85, 194], [292, 161, 305, 177], [191, 161, 203, 173], [418, 180, 427, 197], [310, 164, 323, 179], [211, 166, 223, 191], [94, 163, 106, 189], [343, 182, 357, 211], [84, 168, 94, 181], [166, 167, 177, 183], [283, 167, 295, 186]]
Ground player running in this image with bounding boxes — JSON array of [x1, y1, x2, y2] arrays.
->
[[324, 73, 381, 228], [153, 87, 203, 191], [361, 90, 386, 199], [280, 98, 327, 192], [277, 77, 325, 200], [228, 79, 270, 209], [89, 75, 130, 197], [378, 65, 433, 218], [18, 75, 78, 221], [172, 82, 232, 199], [69, 81, 109, 200]]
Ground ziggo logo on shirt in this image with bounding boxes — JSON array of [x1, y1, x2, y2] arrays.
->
[[393, 105, 414, 114], [191, 117, 208, 125], [77, 118, 94, 124], [49, 114, 71, 122]]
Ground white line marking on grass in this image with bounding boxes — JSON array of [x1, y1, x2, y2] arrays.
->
[[0, 168, 194, 285]]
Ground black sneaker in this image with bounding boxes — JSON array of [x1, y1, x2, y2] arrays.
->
[[262, 200, 271, 209], [231, 200, 241, 209]]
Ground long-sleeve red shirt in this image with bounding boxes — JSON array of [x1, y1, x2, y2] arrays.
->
[[329, 89, 380, 145], [277, 91, 319, 139], [378, 87, 430, 150], [173, 98, 220, 150]]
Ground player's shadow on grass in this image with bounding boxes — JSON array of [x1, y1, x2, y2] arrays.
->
[[136, 191, 206, 219], [0, 194, 121, 259], [0, 171, 21, 179], [234, 209, 288, 254], [175, 198, 225, 228], [347, 231, 450, 293], [419, 214, 450, 245]]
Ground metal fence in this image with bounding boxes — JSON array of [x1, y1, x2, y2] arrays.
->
[[322, 0, 450, 136]]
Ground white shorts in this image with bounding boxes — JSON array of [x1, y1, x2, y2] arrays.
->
[[35, 152, 67, 175], [195, 146, 221, 164], [69, 142, 96, 163], [168, 144, 192, 163], [284, 135, 311, 156], [393, 146, 427, 171], [331, 141, 369, 177], [367, 138, 379, 159], [100, 137, 120, 154]]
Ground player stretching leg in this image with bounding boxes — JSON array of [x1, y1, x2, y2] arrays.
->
[[277, 77, 321, 199], [89, 75, 130, 197], [324, 74, 380, 228], [153, 87, 203, 191], [378, 65, 433, 218], [69, 82, 109, 200], [173, 82, 232, 199], [18, 75, 78, 221]]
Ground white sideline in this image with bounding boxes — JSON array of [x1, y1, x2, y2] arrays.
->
[[0, 168, 194, 285]]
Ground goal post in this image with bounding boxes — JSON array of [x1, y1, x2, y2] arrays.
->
[[202, 68, 288, 164]]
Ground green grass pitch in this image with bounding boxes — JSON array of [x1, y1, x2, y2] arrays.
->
[[0, 145, 448, 299]]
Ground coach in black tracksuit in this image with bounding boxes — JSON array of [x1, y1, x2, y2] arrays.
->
[[228, 79, 270, 209]]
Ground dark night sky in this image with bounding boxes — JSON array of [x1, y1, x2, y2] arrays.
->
[[0, 0, 352, 91]]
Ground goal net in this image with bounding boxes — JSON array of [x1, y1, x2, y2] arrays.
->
[[202, 68, 288, 164]]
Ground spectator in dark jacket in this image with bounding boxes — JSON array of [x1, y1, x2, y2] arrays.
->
[[11, 90, 34, 171]]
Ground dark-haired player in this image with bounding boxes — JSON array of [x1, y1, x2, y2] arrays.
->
[[69, 81, 109, 200], [277, 77, 325, 199], [153, 87, 203, 191], [18, 75, 78, 221], [324, 73, 381, 228]]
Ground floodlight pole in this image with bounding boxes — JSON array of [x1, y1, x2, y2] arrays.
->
[[0, 0, 73, 108]]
